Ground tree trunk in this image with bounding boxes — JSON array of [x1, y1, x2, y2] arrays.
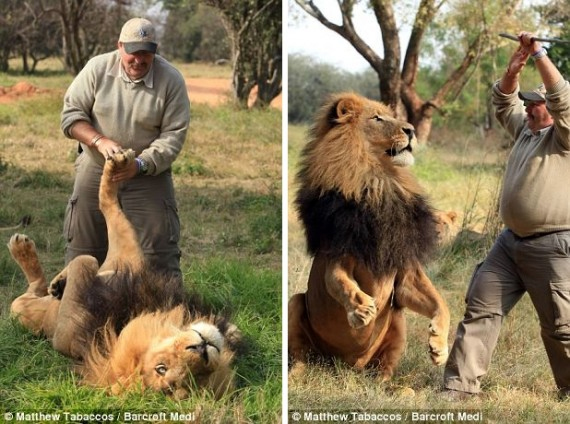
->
[[0, 44, 10, 72], [206, 0, 282, 109], [22, 52, 30, 74], [252, 55, 281, 108]]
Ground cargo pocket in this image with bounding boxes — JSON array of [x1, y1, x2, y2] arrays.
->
[[63, 195, 78, 242], [550, 280, 570, 335], [164, 199, 180, 244]]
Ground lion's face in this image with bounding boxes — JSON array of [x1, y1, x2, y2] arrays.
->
[[141, 321, 225, 396], [358, 101, 417, 167], [299, 92, 419, 202]]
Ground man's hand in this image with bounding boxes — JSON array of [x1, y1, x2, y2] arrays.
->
[[517, 31, 542, 56], [506, 45, 530, 76], [96, 137, 123, 159]]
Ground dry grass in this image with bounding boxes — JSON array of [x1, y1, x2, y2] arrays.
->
[[287, 124, 569, 423]]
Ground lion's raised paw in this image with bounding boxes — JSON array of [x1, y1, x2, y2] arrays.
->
[[347, 298, 377, 329], [48, 274, 67, 299], [8, 233, 37, 262], [106, 149, 135, 170]]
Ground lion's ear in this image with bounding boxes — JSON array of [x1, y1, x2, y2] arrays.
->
[[447, 211, 458, 223], [333, 96, 363, 123]]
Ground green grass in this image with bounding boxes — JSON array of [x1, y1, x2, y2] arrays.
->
[[287, 124, 569, 423], [0, 65, 281, 422]]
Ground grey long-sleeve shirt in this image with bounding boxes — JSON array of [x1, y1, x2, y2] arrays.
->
[[493, 78, 570, 237], [61, 50, 190, 176]]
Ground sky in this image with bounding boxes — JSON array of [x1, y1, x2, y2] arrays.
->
[[287, 0, 550, 74]]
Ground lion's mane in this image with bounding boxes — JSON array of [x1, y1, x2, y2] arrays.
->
[[295, 92, 438, 277], [70, 267, 237, 390]]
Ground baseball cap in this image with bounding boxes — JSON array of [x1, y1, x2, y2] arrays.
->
[[518, 83, 546, 103], [119, 18, 157, 54]]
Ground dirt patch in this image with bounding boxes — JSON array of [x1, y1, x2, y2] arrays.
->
[[0, 82, 46, 104], [186, 78, 231, 105], [186, 78, 282, 109], [0, 78, 282, 109]]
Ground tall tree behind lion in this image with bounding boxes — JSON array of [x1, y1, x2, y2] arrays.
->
[[293, 0, 537, 143]]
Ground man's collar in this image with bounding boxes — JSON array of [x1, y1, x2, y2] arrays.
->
[[524, 125, 551, 137]]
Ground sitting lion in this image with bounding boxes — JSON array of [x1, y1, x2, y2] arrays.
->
[[9, 150, 238, 399], [434, 210, 459, 245], [288, 92, 450, 381]]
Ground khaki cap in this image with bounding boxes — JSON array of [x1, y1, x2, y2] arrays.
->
[[119, 18, 157, 54]]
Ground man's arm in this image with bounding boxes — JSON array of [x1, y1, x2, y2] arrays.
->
[[70, 121, 123, 159], [517, 32, 563, 91], [137, 71, 190, 176]]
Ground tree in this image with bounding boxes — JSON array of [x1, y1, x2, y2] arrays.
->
[[294, 0, 521, 143], [539, 0, 570, 79], [18, 2, 62, 73], [0, 1, 36, 72], [204, 0, 282, 108], [41, 0, 129, 75], [161, 0, 230, 62]]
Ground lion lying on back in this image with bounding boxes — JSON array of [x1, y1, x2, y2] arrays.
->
[[289, 92, 450, 380], [9, 150, 238, 399]]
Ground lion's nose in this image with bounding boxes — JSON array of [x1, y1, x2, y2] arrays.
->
[[402, 126, 415, 141], [187, 342, 209, 363]]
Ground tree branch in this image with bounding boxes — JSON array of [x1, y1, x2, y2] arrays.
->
[[295, 0, 383, 71]]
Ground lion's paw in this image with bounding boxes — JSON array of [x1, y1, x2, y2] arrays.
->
[[289, 361, 307, 379], [8, 233, 37, 264], [429, 337, 449, 366], [224, 323, 243, 351], [347, 294, 377, 329], [106, 149, 135, 170], [48, 273, 67, 299]]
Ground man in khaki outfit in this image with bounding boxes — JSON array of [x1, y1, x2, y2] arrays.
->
[[61, 18, 190, 280], [443, 31, 570, 400]]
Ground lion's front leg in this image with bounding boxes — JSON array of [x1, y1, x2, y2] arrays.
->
[[324, 257, 377, 329], [48, 268, 68, 299], [395, 267, 450, 365], [98, 149, 144, 274]]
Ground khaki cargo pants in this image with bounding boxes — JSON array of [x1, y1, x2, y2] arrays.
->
[[64, 154, 181, 279], [444, 229, 570, 396]]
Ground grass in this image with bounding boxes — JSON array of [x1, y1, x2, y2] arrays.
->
[[0, 63, 281, 422], [287, 124, 569, 423]]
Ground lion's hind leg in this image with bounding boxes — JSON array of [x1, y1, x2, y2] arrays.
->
[[288, 293, 314, 376], [98, 149, 143, 274], [8, 233, 47, 296], [9, 233, 60, 334], [370, 309, 406, 381], [51, 255, 100, 358]]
